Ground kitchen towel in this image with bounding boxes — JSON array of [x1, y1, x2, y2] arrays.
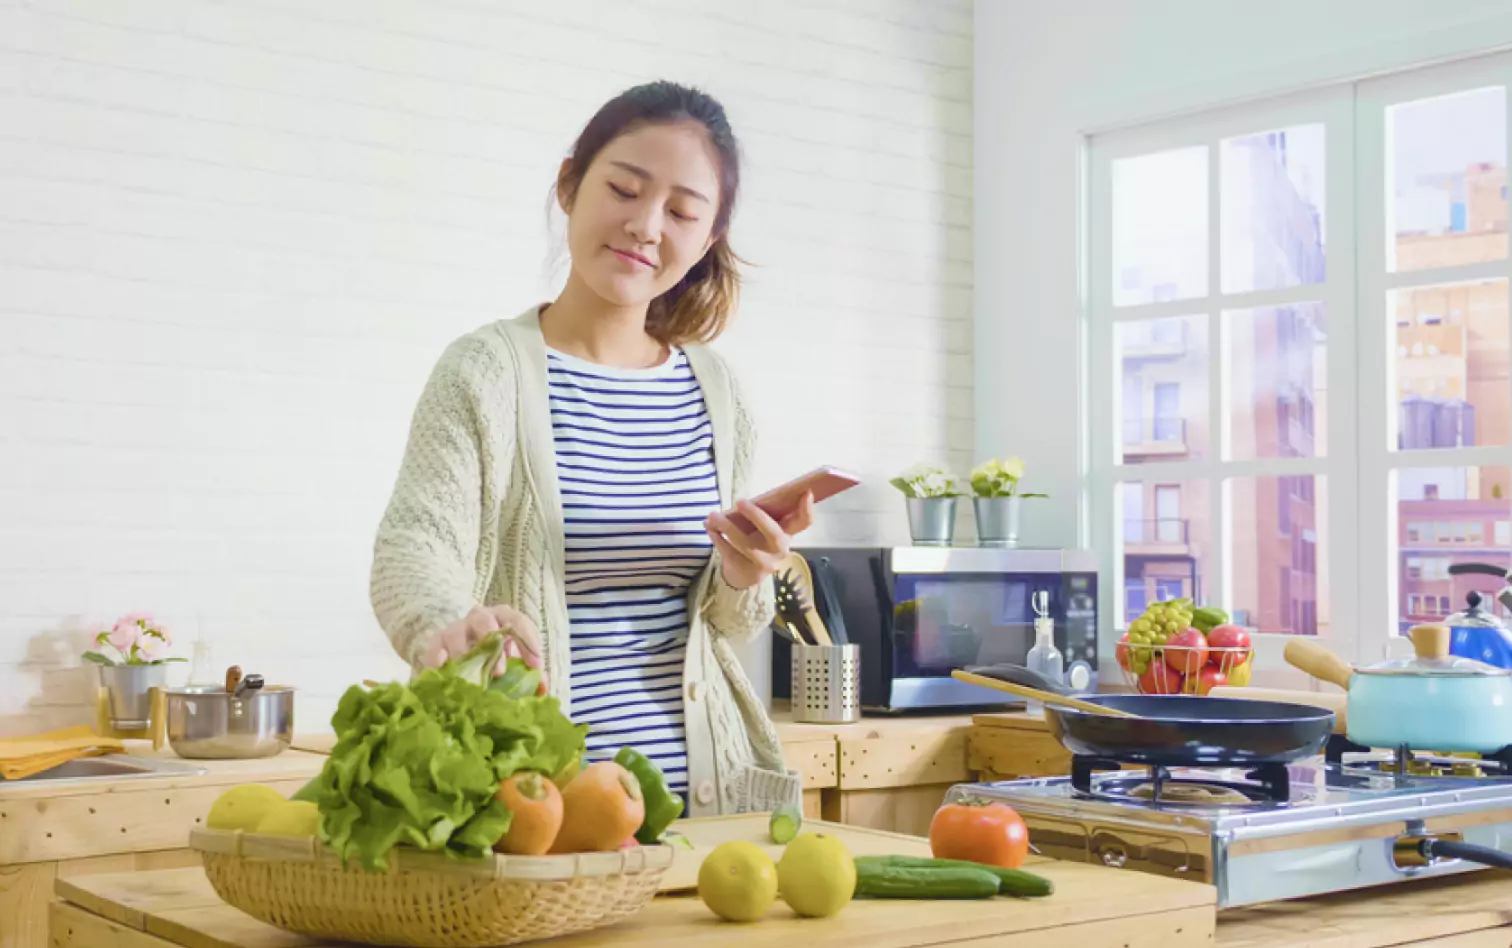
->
[[0, 725, 126, 780]]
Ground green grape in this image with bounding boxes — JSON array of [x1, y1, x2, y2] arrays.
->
[[1131, 619, 1149, 634]]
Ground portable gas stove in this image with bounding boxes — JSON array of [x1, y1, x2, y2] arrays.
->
[[946, 738, 1512, 907]]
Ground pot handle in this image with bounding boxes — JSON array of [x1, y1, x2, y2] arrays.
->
[[1284, 639, 1354, 691], [1421, 838, 1512, 871]]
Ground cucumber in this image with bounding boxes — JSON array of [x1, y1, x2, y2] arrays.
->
[[1192, 606, 1229, 634], [769, 803, 802, 844], [856, 855, 1054, 898], [854, 864, 1001, 899]]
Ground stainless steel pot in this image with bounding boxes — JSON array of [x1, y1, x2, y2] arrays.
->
[[163, 684, 294, 759]]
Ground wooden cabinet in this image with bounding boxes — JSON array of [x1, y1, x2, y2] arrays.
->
[[773, 710, 975, 838]]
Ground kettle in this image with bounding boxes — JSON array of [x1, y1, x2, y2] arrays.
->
[[1444, 563, 1512, 669]]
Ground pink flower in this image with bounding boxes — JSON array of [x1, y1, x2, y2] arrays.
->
[[106, 618, 141, 654], [135, 633, 167, 663]]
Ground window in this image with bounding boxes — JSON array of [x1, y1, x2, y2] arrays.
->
[[1090, 52, 1512, 666], [1092, 105, 1334, 646], [1125, 578, 1148, 617]]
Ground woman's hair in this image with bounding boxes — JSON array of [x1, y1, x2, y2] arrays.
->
[[557, 81, 743, 346]]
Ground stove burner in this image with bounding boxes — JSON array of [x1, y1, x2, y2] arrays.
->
[[1071, 755, 1292, 804], [1325, 734, 1512, 780], [1105, 779, 1266, 806]]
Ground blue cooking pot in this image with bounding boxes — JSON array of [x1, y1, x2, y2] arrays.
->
[[1286, 624, 1512, 754]]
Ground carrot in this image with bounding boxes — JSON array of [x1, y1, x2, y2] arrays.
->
[[548, 762, 645, 853], [494, 772, 564, 856]]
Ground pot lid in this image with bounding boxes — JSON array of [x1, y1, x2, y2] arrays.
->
[[1357, 624, 1512, 678], [1357, 654, 1512, 677], [1445, 590, 1510, 630]]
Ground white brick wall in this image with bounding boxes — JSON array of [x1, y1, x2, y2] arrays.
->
[[0, 0, 973, 737]]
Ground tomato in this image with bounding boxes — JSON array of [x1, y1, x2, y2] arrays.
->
[[930, 798, 1030, 869], [1193, 666, 1227, 695], [1207, 625, 1253, 670], [1115, 632, 1133, 672], [1139, 661, 1185, 695], [1163, 628, 1208, 676]]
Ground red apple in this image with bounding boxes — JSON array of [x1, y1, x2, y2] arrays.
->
[[1193, 666, 1228, 696], [1116, 632, 1133, 672], [1164, 628, 1209, 676], [1207, 625, 1253, 670], [1139, 662, 1185, 695]]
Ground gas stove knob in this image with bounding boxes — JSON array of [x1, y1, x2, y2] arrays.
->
[[1100, 845, 1128, 869]]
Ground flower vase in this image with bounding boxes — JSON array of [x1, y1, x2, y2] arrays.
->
[[99, 663, 167, 730], [973, 495, 1022, 547], [906, 497, 958, 546]]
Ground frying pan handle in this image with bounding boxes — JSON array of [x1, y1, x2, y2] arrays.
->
[[1421, 838, 1512, 871], [1284, 639, 1354, 691]]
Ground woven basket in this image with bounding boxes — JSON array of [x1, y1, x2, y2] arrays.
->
[[189, 829, 673, 947]]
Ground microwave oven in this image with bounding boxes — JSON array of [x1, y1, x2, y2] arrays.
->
[[771, 546, 1099, 713]]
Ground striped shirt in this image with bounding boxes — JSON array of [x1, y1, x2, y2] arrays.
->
[[547, 346, 718, 793]]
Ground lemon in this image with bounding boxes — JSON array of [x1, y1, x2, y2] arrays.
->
[[1227, 658, 1253, 687], [777, 833, 856, 918], [255, 800, 321, 837], [206, 784, 287, 832], [698, 840, 778, 922]]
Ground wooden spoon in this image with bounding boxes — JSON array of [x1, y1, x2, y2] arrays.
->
[[951, 669, 1137, 718]]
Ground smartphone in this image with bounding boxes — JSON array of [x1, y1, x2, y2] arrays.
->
[[727, 465, 861, 533]]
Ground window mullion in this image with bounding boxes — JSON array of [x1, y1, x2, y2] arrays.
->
[[1208, 136, 1228, 613]]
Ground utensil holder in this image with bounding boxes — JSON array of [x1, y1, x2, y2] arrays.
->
[[791, 643, 861, 724]]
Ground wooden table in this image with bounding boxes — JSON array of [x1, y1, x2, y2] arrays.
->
[[50, 817, 1219, 948]]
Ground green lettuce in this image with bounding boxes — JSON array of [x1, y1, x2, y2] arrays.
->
[[301, 634, 584, 871]]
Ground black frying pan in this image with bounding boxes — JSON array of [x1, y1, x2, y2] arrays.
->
[[967, 664, 1336, 766]]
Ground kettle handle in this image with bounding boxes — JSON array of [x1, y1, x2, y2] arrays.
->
[[1448, 563, 1509, 579]]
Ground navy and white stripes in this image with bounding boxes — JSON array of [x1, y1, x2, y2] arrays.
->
[[548, 346, 718, 793]]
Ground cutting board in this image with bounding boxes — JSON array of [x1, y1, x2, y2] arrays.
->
[[659, 815, 931, 891]]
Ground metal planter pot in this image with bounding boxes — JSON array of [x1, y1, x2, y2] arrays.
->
[[98, 663, 168, 730], [973, 495, 1022, 547], [906, 497, 958, 546]]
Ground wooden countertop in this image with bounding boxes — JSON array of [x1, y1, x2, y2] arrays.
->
[[47, 831, 1512, 947], [1216, 870, 1512, 946], [50, 817, 1218, 948], [770, 707, 978, 742], [0, 742, 327, 802], [0, 743, 326, 866]]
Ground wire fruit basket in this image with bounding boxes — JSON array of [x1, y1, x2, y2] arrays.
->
[[1117, 641, 1253, 695]]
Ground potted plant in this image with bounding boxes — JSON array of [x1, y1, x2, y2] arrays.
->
[[84, 613, 184, 730], [969, 457, 1048, 547], [890, 463, 964, 546]]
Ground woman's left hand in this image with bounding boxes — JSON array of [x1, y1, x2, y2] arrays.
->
[[705, 492, 815, 589]]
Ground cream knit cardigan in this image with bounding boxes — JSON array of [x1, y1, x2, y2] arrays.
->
[[369, 306, 800, 817]]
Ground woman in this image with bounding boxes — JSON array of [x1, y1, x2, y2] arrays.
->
[[369, 81, 811, 817]]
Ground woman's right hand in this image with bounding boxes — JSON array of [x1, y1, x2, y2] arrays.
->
[[424, 605, 546, 686]]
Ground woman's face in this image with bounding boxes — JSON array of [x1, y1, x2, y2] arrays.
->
[[561, 121, 723, 309]]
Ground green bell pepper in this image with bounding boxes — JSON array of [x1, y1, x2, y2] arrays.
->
[[614, 747, 684, 844]]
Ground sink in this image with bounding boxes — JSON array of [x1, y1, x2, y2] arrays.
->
[[2, 754, 208, 784]]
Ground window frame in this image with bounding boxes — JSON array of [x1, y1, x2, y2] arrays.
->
[[1088, 51, 1512, 673], [1087, 85, 1361, 675]]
